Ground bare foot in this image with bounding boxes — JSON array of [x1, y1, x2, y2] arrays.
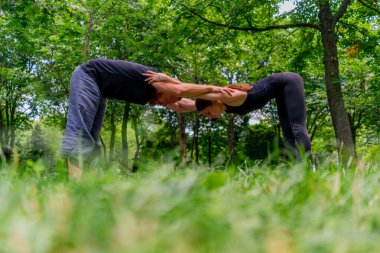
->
[[68, 161, 82, 179]]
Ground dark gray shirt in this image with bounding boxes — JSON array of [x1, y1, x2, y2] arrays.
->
[[80, 58, 157, 104]]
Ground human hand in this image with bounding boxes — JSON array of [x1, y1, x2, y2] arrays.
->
[[222, 87, 235, 97], [212, 87, 234, 97], [143, 71, 179, 84]]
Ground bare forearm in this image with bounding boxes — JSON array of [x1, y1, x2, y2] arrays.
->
[[177, 82, 223, 97], [164, 98, 196, 113], [165, 76, 181, 84], [145, 71, 230, 98], [151, 81, 224, 98]]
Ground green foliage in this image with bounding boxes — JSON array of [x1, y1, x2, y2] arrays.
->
[[239, 122, 279, 161], [22, 124, 49, 160], [141, 122, 179, 159], [17, 124, 56, 174]]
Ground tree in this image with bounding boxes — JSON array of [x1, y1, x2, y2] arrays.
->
[[121, 102, 131, 170], [0, 0, 43, 147]]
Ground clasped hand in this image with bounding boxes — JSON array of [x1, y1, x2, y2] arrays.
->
[[143, 71, 179, 84]]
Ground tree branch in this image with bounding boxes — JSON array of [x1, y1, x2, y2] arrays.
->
[[186, 6, 320, 31], [98, 0, 122, 20], [354, 111, 363, 131], [339, 20, 370, 37], [333, 0, 351, 25], [358, 0, 380, 15]]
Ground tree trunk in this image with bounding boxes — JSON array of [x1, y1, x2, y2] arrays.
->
[[0, 110, 4, 145], [131, 117, 142, 172], [227, 113, 235, 165], [9, 101, 16, 148], [190, 49, 200, 165], [121, 102, 130, 170], [109, 107, 116, 161], [100, 135, 106, 159], [348, 110, 363, 146], [207, 130, 212, 167], [178, 113, 187, 160], [83, 8, 94, 62], [4, 100, 9, 146], [318, 2, 356, 161], [191, 113, 200, 165], [10, 127, 15, 148]]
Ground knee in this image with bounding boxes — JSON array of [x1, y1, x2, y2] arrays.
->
[[284, 72, 304, 85]]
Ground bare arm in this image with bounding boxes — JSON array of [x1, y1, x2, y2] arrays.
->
[[163, 98, 196, 113], [144, 71, 181, 84], [150, 81, 230, 98], [195, 89, 248, 106], [144, 71, 234, 98]]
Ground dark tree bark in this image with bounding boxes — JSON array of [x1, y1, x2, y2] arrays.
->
[[348, 110, 363, 145], [9, 101, 16, 147], [99, 135, 106, 159], [131, 116, 144, 172], [227, 113, 235, 165], [207, 130, 212, 167], [0, 111, 4, 145], [121, 102, 130, 170], [178, 113, 187, 160], [109, 106, 116, 161], [82, 8, 94, 62], [191, 113, 200, 165], [318, 0, 356, 159], [4, 100, 9, 145]]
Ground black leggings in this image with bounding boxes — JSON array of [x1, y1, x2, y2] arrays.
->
[[231, 72, 311, 158]]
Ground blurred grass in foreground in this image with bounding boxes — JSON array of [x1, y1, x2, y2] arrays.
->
[[0, 158, 380, 253]]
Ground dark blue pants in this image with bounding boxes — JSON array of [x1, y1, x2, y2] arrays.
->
[[60, 67, 107, 163]]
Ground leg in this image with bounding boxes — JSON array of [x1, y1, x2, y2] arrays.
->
[[68, 160, 82, 179], [276, 94, 301, 160], [241, 72, 311, 159], [280, 73, 311, 155], [60, 67, 105, 171], [90, 96, 107, 158]]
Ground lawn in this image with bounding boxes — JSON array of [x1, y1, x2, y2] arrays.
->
[[0, 159, 379, 253]]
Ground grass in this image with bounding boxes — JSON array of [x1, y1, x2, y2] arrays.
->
[[0, 157, 379, 253]]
